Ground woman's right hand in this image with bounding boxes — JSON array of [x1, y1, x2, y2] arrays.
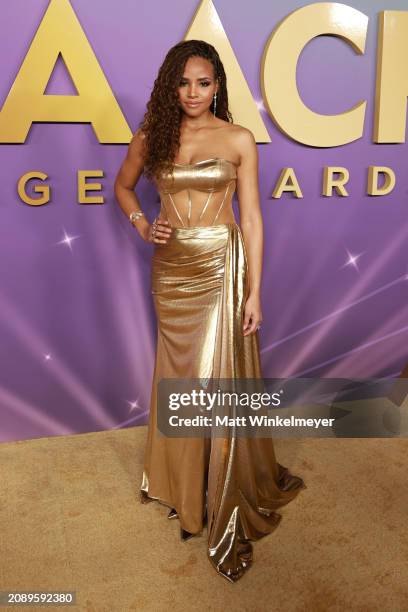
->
[[145, 216, 172, 244]]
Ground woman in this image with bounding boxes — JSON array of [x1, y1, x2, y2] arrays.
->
[[114, 40, 305, 583]]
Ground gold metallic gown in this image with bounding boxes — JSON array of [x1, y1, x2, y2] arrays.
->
[[140, 158, 305, 582]]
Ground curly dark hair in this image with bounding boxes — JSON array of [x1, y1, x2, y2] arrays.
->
[[138, 39, 233, 181]]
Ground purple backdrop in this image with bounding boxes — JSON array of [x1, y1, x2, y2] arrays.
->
[[1, 0, 407, 442]]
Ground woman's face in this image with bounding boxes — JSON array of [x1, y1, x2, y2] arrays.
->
[[177, 56, 218, 117]]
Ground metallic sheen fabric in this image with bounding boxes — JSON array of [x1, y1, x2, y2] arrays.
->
[[153, 158, 238, 228], [140, 161, 306, 583]]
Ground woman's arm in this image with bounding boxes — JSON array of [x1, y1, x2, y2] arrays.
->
[[114, 129, 171, 244], [235, 128, 263, 336]]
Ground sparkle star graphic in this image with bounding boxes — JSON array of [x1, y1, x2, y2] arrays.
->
[[255, 98, 267, 113], [128, 398, 141, 413], [342, 248, 363, 270], [56, 228, 80, 251]]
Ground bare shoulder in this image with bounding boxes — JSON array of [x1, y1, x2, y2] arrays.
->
[[218, 122, 255, 146], [128, 128, 147, 160], [228, 125, 256, 165], [231, 124, 256, 148], [135, 127, 146, 139], [214, 119, 247, 135], [211, 120, 256, 165], [132, 127, 147, 146], [218, 121, 255, 146]]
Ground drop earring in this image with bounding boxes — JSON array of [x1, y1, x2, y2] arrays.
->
[[213, 92, 217, 116]]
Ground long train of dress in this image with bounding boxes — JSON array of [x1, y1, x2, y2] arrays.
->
[[140, 222, 306, 582]]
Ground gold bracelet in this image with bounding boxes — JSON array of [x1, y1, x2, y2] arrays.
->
[[129, 210, 144, 225]]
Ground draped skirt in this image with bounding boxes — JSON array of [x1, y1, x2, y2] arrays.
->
[[140, 222, 305, 582]]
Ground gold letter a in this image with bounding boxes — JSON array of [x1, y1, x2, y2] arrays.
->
[[0, 0, 132, 143]]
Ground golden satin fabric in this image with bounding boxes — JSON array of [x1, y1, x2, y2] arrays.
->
[[140, 161, 305, 583], [153, 157, 238, 228]]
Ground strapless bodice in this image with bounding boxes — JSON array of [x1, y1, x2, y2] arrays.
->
[[154, 158, 238, 228], [155, 158, 237, 194]]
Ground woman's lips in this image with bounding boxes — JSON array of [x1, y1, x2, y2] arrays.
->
[[186, 102, 201, 107]]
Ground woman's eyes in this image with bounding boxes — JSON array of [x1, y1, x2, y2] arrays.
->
[[179, 81, 211, 87]]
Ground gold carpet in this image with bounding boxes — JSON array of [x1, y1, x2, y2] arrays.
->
[[1, 420, 407, 611]]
